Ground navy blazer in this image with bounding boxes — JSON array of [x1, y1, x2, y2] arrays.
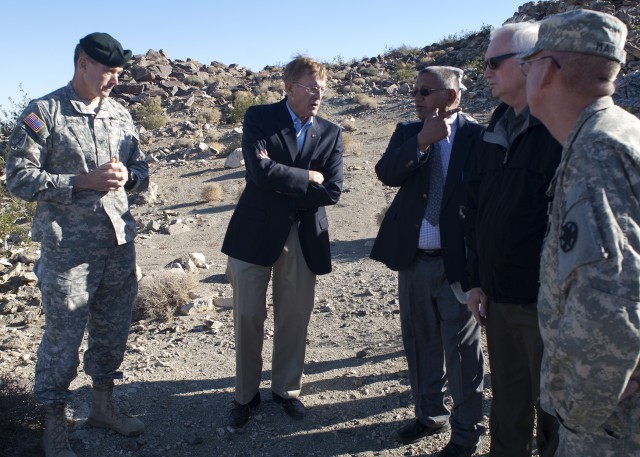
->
[[369, 113, 484, 290], [222, 99, 343, 275]]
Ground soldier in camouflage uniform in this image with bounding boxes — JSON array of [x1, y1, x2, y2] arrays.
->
[[613, 70, 640, 116], [519, 9, 640, 457], [4, 32, 149, 457]]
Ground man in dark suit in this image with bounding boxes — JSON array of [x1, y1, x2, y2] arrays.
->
[[222, 55, 343, 429], [370, 66, 485, 457]]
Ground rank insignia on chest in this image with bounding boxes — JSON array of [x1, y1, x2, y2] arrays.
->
[[23, 112, 45, 133], [560, 221, 578, 252]]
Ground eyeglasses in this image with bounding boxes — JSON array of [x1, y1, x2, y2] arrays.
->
[[519, 55, 562, 77], [411, 88, 450, 97], [294, 82, 327, 96], [484, 52, 517, 70]]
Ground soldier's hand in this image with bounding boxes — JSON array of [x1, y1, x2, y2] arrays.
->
[[466, 287, 488, 326], [417, 107, 461, 151], [74, 158, 128, 191]]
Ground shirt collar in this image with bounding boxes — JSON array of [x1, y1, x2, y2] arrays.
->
[[286, 101, 314, 132]]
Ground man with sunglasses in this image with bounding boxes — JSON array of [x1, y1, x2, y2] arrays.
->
[[519, 9, 640, 456], [464, 22, 561, 457], [222, 55, 343, 429], [370, 66, 485, 457]]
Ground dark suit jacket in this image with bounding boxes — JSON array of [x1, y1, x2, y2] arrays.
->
[[222, 98, 343, 275], [369, 113, 484, 290]]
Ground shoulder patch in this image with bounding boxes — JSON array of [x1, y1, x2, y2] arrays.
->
[[23, 112, 45, 133]]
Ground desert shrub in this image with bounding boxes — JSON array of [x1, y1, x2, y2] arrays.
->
[[342, 119, 357, 132], [227, 92, 256, 124], [184, 75, 205, 87], [1, 85, 29, 163], [0, 186, 35, 252], [201, 183, 223, 202], [134, 270, 198, 322], [395, 63, 415, 83], [132, 97, 168, 130], [197, 107, 222, 125], [342, 132, 363, 156], [352, 94, 378, 110], [360, 67, 379, 77], [173, 138, 193, 149], [0, 375, 42, 457]]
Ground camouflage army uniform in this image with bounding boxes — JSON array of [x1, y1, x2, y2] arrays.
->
[[538, 97, 640, 456], [5, 83, 149, 405], [613, 70, 640, 116]]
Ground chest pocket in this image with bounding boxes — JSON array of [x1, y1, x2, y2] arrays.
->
[[558, 181, 606, 284]]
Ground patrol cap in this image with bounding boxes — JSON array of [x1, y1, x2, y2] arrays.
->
[[79, 32, 132, 67], [518, 9, 627, 63]]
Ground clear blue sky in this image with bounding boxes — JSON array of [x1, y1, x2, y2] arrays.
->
[[1, 0, 530, 111]]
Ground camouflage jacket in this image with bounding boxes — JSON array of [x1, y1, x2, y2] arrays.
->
[[538, 97, 640, 434], [4, 83, 149, 248]]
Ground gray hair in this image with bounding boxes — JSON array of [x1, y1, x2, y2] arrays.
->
[[491, 22, 541, 53], [418, 66, 466, 92]]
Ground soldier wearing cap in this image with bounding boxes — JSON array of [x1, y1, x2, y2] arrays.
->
[[519, 9, 640, 456], [5, 32, 148, 457]]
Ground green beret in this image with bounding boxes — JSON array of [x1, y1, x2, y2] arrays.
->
[[79, 32, 132, 67]]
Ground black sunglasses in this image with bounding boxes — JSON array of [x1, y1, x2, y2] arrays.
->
[[411, 88, 450, 97], [484, 52, 517, 70]]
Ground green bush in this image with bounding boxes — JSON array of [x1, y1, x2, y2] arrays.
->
[[132, 97, 168, 130], [395, 63, 415, 83], [0, 185, 35, 251], [227, 92, 270, 124]]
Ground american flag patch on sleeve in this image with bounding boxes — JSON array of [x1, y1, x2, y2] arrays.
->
[[23, 112, 45, 133]]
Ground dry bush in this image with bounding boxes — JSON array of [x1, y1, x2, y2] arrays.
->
[[0, 375, 42, 457], [197, 107, 222, 125], [342, 132, 364, 156], [204, 130, 221, 143], [134, 270, 198, 322], [352, 94, 378, 110], [184, 75, 205, 87], [342, 119, 357, 132], [201, 183, 223, 202], [173, 138, 193, 149]]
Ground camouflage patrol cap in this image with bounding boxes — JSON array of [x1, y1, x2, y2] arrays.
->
[[79, 32, 132, 67], [519, 9, 627, 63]]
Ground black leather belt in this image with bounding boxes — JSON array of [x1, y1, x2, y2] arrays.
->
[[416, 249, 442, 258]]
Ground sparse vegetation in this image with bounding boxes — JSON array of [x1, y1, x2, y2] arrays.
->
[[184, 75, 206, 87], [342, 132, 364, 156], [227, 92, 259, 124], [395, 63, 415, 83], [134, 270, 199, 322], [0, 187, 35, 252], [201, 183, 223, 202], [197, 107, 222, 125], [352, 94, 378, 110], [132, 97, 168, 130], [342, 119, 357, 132]]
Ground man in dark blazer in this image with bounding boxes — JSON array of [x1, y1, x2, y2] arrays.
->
[[370, 67, 485, 457], [222, 55, 343, 429]]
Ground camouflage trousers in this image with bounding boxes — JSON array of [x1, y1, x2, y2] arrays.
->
[[556, 395, 640, 457], [33, 242, 138, 405]]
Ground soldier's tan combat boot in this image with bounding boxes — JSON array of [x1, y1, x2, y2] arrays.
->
[[87, 382, 145, 436], [43, 404, 77, 457]]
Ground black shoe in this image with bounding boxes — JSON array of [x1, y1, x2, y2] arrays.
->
[[396, 419, 451, 444], [437, 441, 479, 457], [272, 393, 306, 420], [227, 392, 261, 429]]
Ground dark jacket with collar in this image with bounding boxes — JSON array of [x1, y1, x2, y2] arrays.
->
[[369, 113, 484, 290], [464, 102, 562, 304], [221, 98, 343, 275]]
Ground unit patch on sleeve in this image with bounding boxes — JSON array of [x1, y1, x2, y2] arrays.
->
[[23, 112, 45, 133]]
